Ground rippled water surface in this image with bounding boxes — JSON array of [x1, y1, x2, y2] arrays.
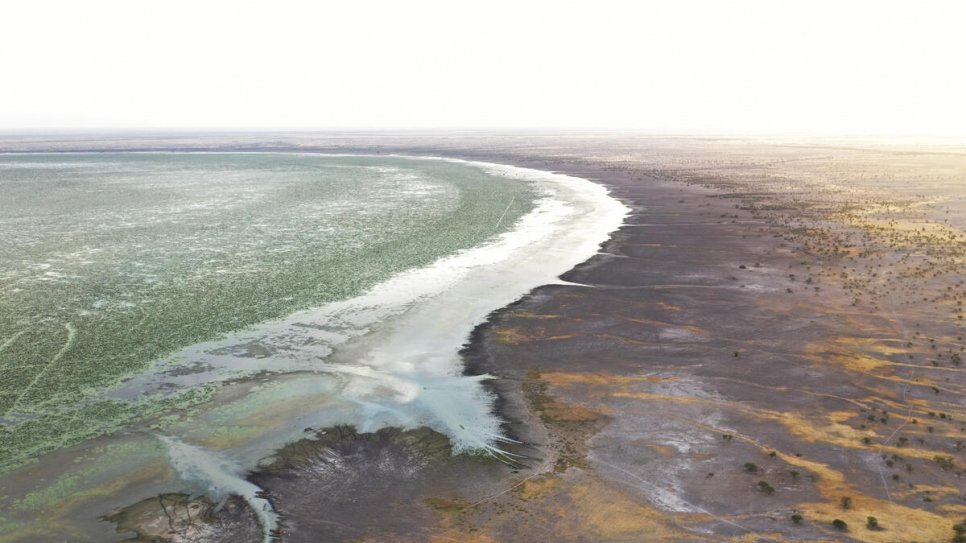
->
[[0, 153, 536, 471]]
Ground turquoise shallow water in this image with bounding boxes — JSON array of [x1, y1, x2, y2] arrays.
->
[[0, 153, 535, 472]]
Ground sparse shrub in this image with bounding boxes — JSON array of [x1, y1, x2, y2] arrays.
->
[[840, 496, 852, 510], [791, 513, 803, 524], [832, 519, 848, 531], [744, 462, 758, 473], [935, 455, 955, 470], [757, 481, 775, 494], [953, 519, 966, 542], [866, 516, 879, 530]]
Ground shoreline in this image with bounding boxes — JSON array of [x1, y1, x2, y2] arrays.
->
[[4, 134, 966, 542], [260, 143, 966, 542], [0, 152, 626, 542]]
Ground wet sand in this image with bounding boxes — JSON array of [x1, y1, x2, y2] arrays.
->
[[4, 133, 966, 542]]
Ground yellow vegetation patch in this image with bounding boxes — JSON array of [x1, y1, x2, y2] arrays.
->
[[827, 336, 909, 356], [686, 417, 955, 543], [800, 498, 952, 543], [425, 475, 701, 541], [656, 301, 683, 312], [542, 371, 676, 388], [767, 410, 866, 445], [516, 474, 562, 501], [764, 412, 943, 459], [612, 390, 706, 405], [428, 531, 495, 543], [806, 344, 892, 373], [852, 217, 959, 236], [891, 483, 961, 501], [802, 337, 961, 394], [513, 311, 563, 320], [724, 533, 829, 543], [939, 503, 966, 515], [561, 481, 704, 541], [492, 327, 529, 344], [424, 496, 469, 515], [613, 390, 946, 460], [526, 377, 608, 422], [540, 401, 604, 422], [621, 316, 709, 336], [632, 441, 678, 458], [612, 389, 863, 447], [492, 327, 574, 344]]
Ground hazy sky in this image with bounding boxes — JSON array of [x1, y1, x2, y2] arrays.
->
[[2, 0, 964, 135]]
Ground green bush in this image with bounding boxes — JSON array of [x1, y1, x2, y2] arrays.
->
[[757, 481, 775, 494]]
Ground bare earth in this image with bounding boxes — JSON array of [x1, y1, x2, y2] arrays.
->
[[3, 133, 966, 542]]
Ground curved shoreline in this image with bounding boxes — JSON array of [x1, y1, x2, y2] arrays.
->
[[148, 156, 629, 542], [0, 153, 629, 542]]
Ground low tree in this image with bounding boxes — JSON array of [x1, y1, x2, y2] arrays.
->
[[953, 519, 966, 543]]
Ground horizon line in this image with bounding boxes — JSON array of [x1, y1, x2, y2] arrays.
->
[[2, 127, 966, 141]]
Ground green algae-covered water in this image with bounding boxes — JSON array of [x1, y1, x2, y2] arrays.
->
[[0, 153, 536, 472]]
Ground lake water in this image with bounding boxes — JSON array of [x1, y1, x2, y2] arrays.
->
[[0, 153, 627, 541]]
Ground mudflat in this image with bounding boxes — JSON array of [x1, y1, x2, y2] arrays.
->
[[4, 133, 966, 542]]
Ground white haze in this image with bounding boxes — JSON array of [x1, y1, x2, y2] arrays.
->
[[1, 0, 965, 136]]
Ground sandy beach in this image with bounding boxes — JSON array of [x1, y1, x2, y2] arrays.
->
[[3, 133, 966, 542]]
